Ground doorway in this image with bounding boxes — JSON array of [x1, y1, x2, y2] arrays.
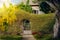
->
[[23, 19, 30, 30], [22, 19, 32, 34]]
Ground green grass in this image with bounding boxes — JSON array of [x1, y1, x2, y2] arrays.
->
[[0, 35, 22, 40]]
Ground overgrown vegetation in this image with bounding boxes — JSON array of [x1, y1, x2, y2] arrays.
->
[[0, 5, 55, 34], [0, 3, 55, 40], [34, 33, 53, 40], [30, 13, 55, 32], [30, 13, 55, 40], [0, 4, 18, 35]]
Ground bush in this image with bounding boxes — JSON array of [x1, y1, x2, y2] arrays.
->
[[34, 34, 53, 40], [17, 0, 32, 13]]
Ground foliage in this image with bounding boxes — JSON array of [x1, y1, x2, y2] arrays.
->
[[17, 0, 32, 13], [47, 0, 60, 9], [30, 13, 55, 32], [40, 2, 55, 14], [33, 0, 55, 13], [0, 4, 17, 32], [15, 10, 55, 33], [0, 3, 55, 35], [34, 34, 53, 40], [6, 8, 55, 34]]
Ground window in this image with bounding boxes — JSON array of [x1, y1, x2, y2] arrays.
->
[[33, 10, 38, 14]]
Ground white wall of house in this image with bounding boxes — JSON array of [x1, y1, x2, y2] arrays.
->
[[32, 6, 44, 14], [32, 6, 39, 14], [22, 0, 38, 5]]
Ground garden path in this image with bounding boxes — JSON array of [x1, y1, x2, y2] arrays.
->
[[22, 35, 36, 40], [22, 30, 36, 40]]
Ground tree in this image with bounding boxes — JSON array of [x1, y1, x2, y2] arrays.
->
[[34, 0, 60, 40], [0, 3, 17, 34], [40, 2, 51, 14], [33, 0, 55, 14], [50, 1, 60, 40], [46, 0, 60, 40], [17, 0, 32, 13]]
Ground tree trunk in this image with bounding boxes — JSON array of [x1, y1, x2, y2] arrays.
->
[[46, 1, 60, 39], [54, 19, 58, 38], [56, 10, 60, 39], [54, 10, 60, 40]]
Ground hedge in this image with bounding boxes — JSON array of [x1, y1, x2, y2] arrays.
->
[[30, 14, 55, 32], [15, 10, 55, 33], [0, 9, 55, 35]]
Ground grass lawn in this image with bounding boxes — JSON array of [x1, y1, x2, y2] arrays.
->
[[0, 35, 22, 40]]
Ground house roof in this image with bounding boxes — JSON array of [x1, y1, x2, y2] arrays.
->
[[29, 0, 39, 5], [22, 0, 39, 6]]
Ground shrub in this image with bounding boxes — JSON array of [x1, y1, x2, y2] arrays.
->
[[17, 0, 32, 13], [34, 34, 53, 40]]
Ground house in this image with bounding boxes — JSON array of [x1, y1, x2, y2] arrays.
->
[[22, 0, 44, 14]]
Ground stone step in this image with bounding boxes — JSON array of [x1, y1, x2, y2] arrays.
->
[[23, 30, 32, 35], [22, 35, 33, 37], [22, 35, 36, 40]]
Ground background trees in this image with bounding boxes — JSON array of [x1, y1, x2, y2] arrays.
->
[[40, 2, 52, 14], [33, 0, 55, 14], [17, 0, 32, 13]]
